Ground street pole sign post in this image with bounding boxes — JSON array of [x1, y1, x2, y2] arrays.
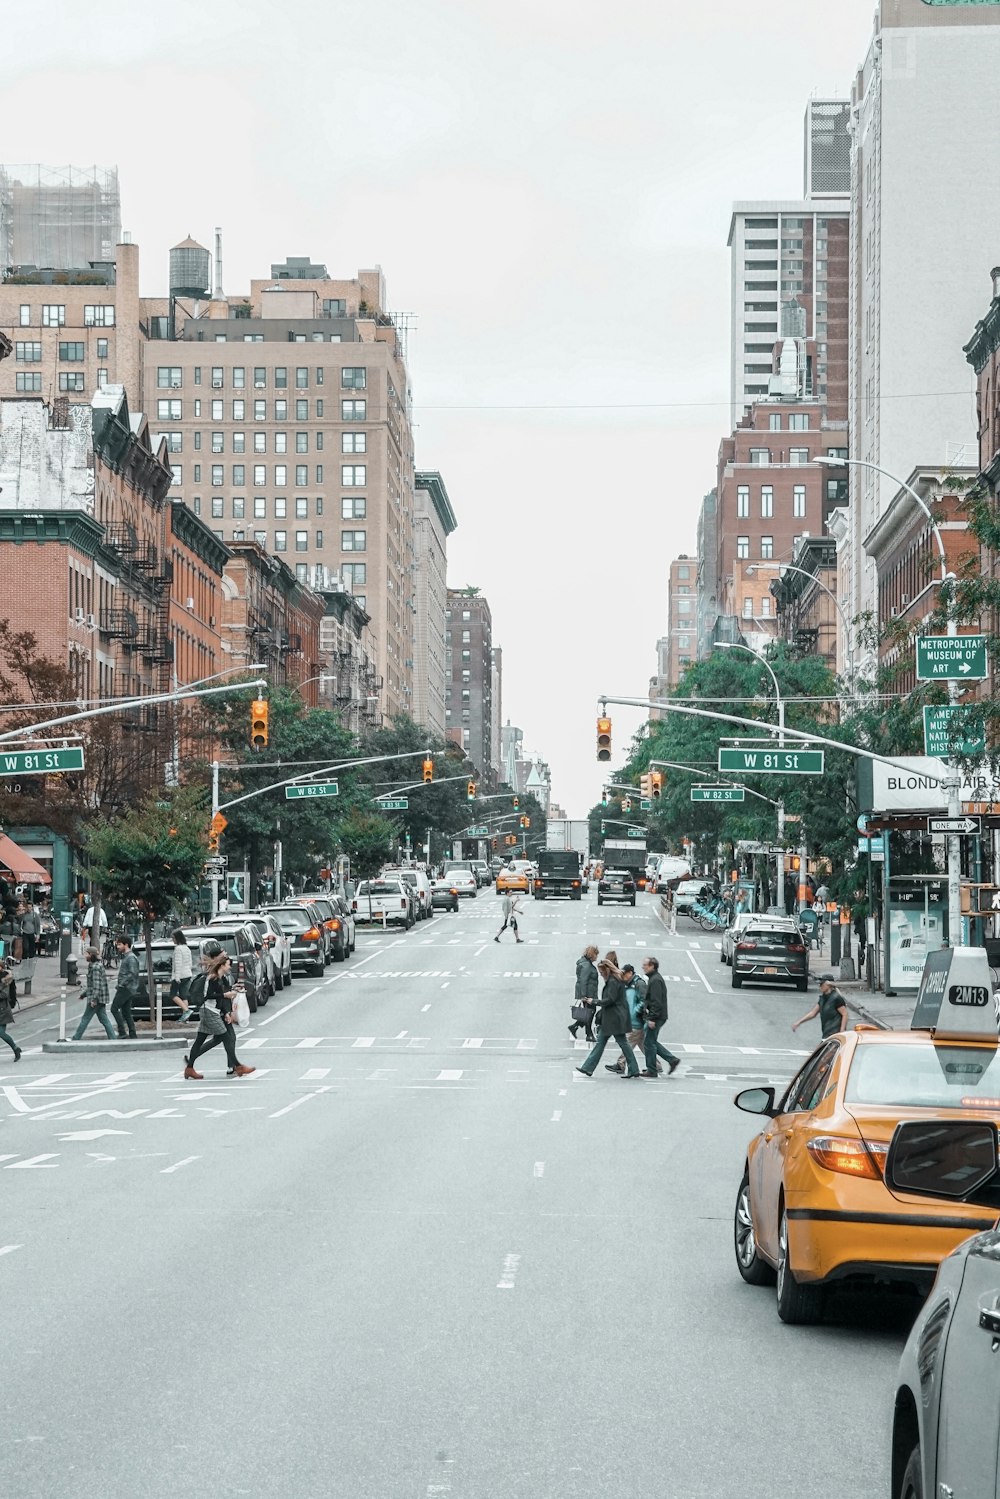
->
[[468, 825, 490, 837], [379, 798, 410, 811], [0, 746, 85, 775], [640, 799, 652, 811], [285, 782, 339, 800], [718, 746, 824, 775], [928, 814, 982, 837], [916, 634, 988, 682], [691, 785, 747, 803], [922, 705, 986, 759]]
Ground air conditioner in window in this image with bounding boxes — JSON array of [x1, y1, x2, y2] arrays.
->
[[901, 594, 910, 606], [186, 596, 195, 610], [890, 607, 898, 618], [170, 378, 181, 388], [74, 606, 85, 623], [85, 613, 96, 629], [212, 379, 223, 388], [254, 380, 265, 387]]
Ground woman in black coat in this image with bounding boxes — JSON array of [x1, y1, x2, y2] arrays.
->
[[575, 955, 641, 1078], [568, 944, 599, 1041]]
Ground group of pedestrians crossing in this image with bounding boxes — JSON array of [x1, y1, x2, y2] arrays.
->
[[571, 946, 680, 1080]]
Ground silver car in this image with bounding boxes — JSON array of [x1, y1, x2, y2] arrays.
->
[[720, 912, 755, 965]]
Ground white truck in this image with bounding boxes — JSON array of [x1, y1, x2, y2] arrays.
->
[[546, 820, 590, 857]]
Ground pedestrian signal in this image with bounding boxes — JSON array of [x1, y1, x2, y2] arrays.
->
[[422, 758, 434, 783], [597, 716, 612, 762], [250, 699, 269, 751], [650, 770, 663, 798]]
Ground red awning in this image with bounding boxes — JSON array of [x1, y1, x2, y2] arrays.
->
[[0, 834, 51, 887]]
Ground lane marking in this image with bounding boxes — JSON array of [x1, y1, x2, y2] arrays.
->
[[437, 1070, 463, 1080], [462, 1038, 483, 1049], [0, 1245, 23, 1257], [496, 1252, 521, 1290], [395, 1030, 408, 1039], [421, 1004, 431, 1012], [295, 1037, 323, 1048], [270, 1087, 332, 1119], [534, 1162, 545, 1178], [558, 1088, 567, 1096], [302, 1068, 331, 1081], [353, 1037, 375, 1048], [687, 955, 712, 993], [684, 1044, 705, 1053], [441, 982, 450, 990], [6, 1154, 59, 1169], [551, 1110, 562, 1122], [258, 984, 322, 1025], [161, 1156, 199, 1174]]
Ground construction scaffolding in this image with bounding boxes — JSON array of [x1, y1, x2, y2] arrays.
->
[[0, 164, 121, 274]]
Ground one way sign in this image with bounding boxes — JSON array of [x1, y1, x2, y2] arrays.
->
[[927, 814, 982, 836]]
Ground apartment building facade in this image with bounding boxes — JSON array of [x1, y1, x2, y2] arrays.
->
[[664, 556, 696, 686], [445, 590, 494, 784], [413, 471, 457, 739], [220, 541, 325, 706]]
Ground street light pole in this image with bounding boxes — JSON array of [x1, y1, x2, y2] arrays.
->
[[717, 642, 787, 913], [816, 454, 963, 947], [746, 562, 855, 685]]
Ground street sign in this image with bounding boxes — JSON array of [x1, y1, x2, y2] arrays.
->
[[718, 746, 824, 775], [928, 814, 982, 836], [640, 799, 652, 811], [922, 705, 987, 759], [0, 746, 85, 776], [626, 828, 645, 838], [691, 785, 746, 803], [285, 781, 339, 800], [379, 798, 409, 811], [916, 634, 988, 681], [467, 825, 490, 836], [203, 856, 228, 876]]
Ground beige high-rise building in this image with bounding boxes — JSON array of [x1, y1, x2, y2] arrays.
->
[[413, 471, 457, 739]]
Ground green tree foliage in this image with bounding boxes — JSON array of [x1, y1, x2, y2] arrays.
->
[[335, 809, 397, 879]]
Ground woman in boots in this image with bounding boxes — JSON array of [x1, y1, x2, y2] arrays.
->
[[568, 944, 599, 1041], [183, 950, 255, 1079]]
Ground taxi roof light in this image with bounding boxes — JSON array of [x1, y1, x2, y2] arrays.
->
[[806, 1135, 887, 1180]]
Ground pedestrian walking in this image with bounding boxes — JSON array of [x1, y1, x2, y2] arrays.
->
[[568, 944, 599, 1041], [792, 973, 848, 1040], [610, 963, 650, 1072], [72, 947, 117, 1041], [494, 890, 524, 943], [111, 935, 141, 1039], [168, 929, 194, 1018], [18, 901, 39, 960], [575, 954, 641, 1078], [0, 961, 20, 1061], [853, 907, 867, 968], [640, 957, 680, 1077], [183, 949, 256, 1079]]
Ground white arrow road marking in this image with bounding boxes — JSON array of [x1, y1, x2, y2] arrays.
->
[[269, 1086, 333, 1119], [497, 1252, 521, 1290], [0, 1245, 23, 1257], [56, 1129, 132, 1142], [161, 1156, 200, 1174]]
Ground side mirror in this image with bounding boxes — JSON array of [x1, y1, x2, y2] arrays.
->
[[886, 1119, 1000, 1202], [734, 1086, 777, 1117]]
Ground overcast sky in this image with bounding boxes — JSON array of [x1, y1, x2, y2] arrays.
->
[[7, 0, 877, 817]]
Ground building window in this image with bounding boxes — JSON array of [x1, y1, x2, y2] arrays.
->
[[736, 485, 749, 518], [789, 448, 810, 465], [211, 432, 224, 453], [254, 531, 267, 548], [342, 367, 367, 390], [83, 305, 114, 326], [342, 465, 366, 486], [254, 400, 266, 421], [55, 370, 83, 392], [274, 531, 287, 552], [97, 368, 109, 387], [295, 531, 308, 552], [15, 341, 41, 362], [275, 465, 287, 486], [157, 432, 183, 453], [232, 399, 245, 421], [737, 536, 749, 560], [275, 399, 287, 421], [676, 598, 692, 614], [315, 497, 323, 515], [760, 486, 773, 518], [295, 564, 308, 581], [233, 497, 245, 519], [254, 497, 266, 518], [749, 448, 771, 465], [211, 465, 224, 486], [157, 367, 182, 387], [342, 432, 367, 453], [254, 368, 266, 387], [252, 433, 266, 456], [461, 629, 471, 643], [295, 432, 309, 453], [274, 498, 287, 518], [342, 563, 366, 587], [19, 305, 30, 326], [253, 465, 266, 486], [193, 464, 201, 481], [156, 399, 182, 420], [274, 368, 288, 389], [315, 529, 323, 548], [233, 367, 245, 389], [315, 399, 323, 417], [295, 464, 308, 486], [211, 497, 224, 518], [233, 465, 245, 486], [52, 340, 80, 364], [315, 432, 324, 452], [760, 536, 774, 560], [42, 305, 66, 327], [793, 484, 806, 518], [295, 367, 308, 388], [15, 372, 41, 392], [789, 413, 810, 431], [341, 496, 366, 519], [233, 432, 245, 454], [759, 597, 771, 617], [211, 400, 223, 421], [274, 433, 287, 454], [295, 497, 308, 519], [341, 530, 366, 551], [97, 338, 108, 359], [742, 597, 753, 618], [342, 398, 366, 420], [768, 413, 782, 431], [295, 399, 308, 421], [315, 464, 323, 483]]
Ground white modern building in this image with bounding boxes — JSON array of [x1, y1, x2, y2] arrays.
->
[[845, 0, 1000, 639]]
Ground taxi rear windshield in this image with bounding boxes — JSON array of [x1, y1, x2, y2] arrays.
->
[[846, 1042, 1000, 1109]]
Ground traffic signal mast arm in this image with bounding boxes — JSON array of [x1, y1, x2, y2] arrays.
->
[[648, 760, 781, 808], [215, 747, 435, 814], [373, 773, 471, 797], [0, 676, 267, 746]]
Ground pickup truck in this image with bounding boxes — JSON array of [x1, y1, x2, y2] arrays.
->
[[352, 878, 414, 928], [532, 849, 583, 901]]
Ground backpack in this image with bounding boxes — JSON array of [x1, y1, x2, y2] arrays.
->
[[186, 972, 208, 1009]]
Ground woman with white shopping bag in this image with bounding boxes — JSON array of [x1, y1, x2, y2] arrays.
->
[[183, 947, 255, 1080]]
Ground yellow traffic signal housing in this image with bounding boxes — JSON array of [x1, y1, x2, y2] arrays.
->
[[597, 716, 612, 762], [622, 797, 631, 813], [640, 773, 652, 799], [650, 770, 663, 798], [422, 757, 434, 783], [512, 795, 520, 810], [250, 699, 269, 751], [467, 780, 477, 801]]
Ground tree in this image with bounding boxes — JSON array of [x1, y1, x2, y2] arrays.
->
[[80, 788, 209, 1009], [335, 810, 396, 880]]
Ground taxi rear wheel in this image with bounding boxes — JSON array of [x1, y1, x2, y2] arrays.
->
[[776, 1208, 824, 1325], [898, 1446, 922, 1499], [734, 1172, 775, 1286]]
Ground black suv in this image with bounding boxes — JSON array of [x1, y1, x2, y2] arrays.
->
[[597, 869, 636, 907]]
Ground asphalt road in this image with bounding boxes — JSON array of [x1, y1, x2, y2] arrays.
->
[[0, 891, 912, 1499]]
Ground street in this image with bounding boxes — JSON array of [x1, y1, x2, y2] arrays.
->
[[2, 891, 909, 1499]]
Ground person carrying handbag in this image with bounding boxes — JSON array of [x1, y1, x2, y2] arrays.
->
[[183, 949, 255, 1080], [568, 944, 599, 1041], [575, 955, 642, 1079], [0, 961, 20, 1061]]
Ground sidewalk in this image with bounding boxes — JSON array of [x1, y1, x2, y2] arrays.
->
[[10, 952, 81, 1012]]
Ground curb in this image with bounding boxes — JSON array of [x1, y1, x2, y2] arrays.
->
[[42, 1037, 188, 1053], [845, 995, 890, 1030]]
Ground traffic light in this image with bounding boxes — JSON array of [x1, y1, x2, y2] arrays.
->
[[650, 770, 663, 799], [467, 780, 477, 801], [250, 698, 269, 751], [208, 811, 227, 853], [491, 837, 498, 851], [597, 716, 612, 762], [600, 821, 607, 835], [601, 788, 608, 809], [422, 757, 433, 783], [512, 795, 520, 810], [640, 773, 652, 799], [523, 816, 530, 828], [622, 797, 631, 813]]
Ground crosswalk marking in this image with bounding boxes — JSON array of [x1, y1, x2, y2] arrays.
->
[[294, 1038, 322, 1048], [302, 1068, 331, 1081], [437, 1070, 463, 1080], [352, 1037, 375, 1048]]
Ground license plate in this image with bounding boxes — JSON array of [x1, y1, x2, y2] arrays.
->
[[764, 966, 777, 974]]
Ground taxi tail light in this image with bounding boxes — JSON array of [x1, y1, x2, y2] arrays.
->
[[806, 1135, 887, 1180]]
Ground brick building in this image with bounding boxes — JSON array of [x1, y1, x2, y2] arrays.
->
[[318, 584, 382, 734], [220, 541, 325, 706], [663, 555, 696, 686], [445, 589, 494, 785], [770, 536, 840, 674], [167, 499, 230, 693]]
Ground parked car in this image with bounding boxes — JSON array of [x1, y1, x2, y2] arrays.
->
[[720, 912, 756, 965], [292, 893, 350, 962], [353, 878, 413, 928], [597, 868, 636, 907], [327, 891, 357, 953], [383, 867, 432, 921], [130, 939, 188, 1022], [443, 866, 477, 899], [257, 904, 326, 977], [470, 859, 490, 889], [430, 876, 460, 913], [730, 916, 809, 991], [673, 879, 715, 915], [203, 919, 273, 1000], [180, 926, 264, 1011], [251, 910, 293, 988]]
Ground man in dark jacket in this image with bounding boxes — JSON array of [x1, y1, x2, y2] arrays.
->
[[640, 957, 679, 1077], [112, 935, 140, 1039]]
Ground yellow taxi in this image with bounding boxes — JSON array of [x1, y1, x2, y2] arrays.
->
[[496, 865, 530, 894], [733, 1025, 1000, 1324]]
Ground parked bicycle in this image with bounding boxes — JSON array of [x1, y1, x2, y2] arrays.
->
[[692, 895, 734, 932]]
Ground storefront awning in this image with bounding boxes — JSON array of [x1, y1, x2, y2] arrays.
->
[[0, 834, 52, 887]]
